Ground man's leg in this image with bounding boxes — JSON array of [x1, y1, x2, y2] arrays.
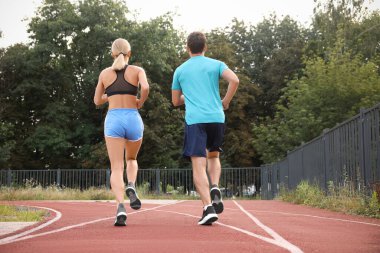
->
[[192, 156, 218, 225], [207, 151, 221, 186], [205, 122, 225, 215], [192, 156, 212, 206], [184, 123, 217, 225], [208, 153, 224, 214]]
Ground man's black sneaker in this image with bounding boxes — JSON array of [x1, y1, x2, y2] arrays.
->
[[126, 186, 141, 210], [198, 205, 218, 225], [210, 186, 224, 214], [114, 203, 127, 226]]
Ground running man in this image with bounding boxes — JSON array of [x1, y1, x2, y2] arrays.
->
[[94, 38, 149, 226], [171, 32, 239, 225]]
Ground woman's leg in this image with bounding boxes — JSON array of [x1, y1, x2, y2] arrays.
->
[[125, 139, 142, 184], [105, 137, 126, 205], [125, 139, 143, 209]]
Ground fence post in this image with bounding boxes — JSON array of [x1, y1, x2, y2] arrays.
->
[[155, 168, 160, 194], [358, 108, 368, 187], [57, 168, 61, 187], [301, 145, 305, 181], [260, 166, 266, 199], [323, 129, 329, 191], [287, 151, 291, 189], [7, 169, 12, 187], [106, 168, 110, 190]]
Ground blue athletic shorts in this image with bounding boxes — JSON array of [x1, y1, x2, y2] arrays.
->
[[104, 108, 144, 141], [183, 123, 225, 158]]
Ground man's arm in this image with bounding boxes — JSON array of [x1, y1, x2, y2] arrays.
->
[[221, 69, 239, 110], [172, 90, 185, 107]]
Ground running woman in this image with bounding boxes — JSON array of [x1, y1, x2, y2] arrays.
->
[[172, 32, 239, 225], [94, 38, 149, 226]]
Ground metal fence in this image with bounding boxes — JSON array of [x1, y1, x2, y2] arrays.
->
[[3, 103, 377, 200], [0, 167, 261, 198], [261, 103, 380, 199]]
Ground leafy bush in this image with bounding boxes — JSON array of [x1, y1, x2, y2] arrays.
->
[[280, 181, 380, 219]]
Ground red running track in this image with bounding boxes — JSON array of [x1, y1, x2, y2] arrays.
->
[[0, 200, 379, 253]]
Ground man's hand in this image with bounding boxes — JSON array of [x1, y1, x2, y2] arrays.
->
[[222, 99, 230, 110]]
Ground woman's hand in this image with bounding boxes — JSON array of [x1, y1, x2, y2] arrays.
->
[[136, 99, 144, 109]]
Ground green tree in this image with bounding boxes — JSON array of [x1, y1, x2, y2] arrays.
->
[[0, 0, 186, 169], [0, 43, 49, 168], [207, 29, 261, 166], [138, 84, 184, 168], [253, 0, 380, 163], [253, 48, 380, 163], [0, 123, 16, 168], [307, 0, 380, 63], [229, 16, 306, 118]]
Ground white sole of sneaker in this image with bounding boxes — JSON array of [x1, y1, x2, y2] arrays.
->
[[210, 187, 221, 192], [198, 213, 218, 225]]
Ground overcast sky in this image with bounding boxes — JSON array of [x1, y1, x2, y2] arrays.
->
[[0, 0, 379, 48]]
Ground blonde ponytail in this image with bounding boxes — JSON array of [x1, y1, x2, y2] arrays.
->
[[112, 54, 126, 70], [111, 38, 131, 70]]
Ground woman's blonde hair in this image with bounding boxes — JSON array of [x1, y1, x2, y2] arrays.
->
[[111, 38, 131, 70]]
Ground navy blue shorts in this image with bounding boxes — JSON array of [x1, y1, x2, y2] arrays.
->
[[183, 123, 225, 158]]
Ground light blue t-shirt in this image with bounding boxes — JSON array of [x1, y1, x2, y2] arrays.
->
[[172, 56, 228, 125]]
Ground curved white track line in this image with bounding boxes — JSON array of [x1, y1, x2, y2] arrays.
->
[[154, 209, 303, 253], [0, 201, 183, 245], [233, 200, 303, 253], [0, 205, 62, 245]]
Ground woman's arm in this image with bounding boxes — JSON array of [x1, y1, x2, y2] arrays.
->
[[137, 68, 150, 109], [94, 72, 108, 106]]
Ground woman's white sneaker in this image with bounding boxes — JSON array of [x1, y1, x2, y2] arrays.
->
[[114, 203, 127, 226]]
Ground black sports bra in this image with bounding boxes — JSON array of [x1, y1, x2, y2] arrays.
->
[[105, 65, 138, 97]]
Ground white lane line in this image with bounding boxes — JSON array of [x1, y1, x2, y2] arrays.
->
[[233, 200, 303, 253], [243, 210, 380, 228], [60, 200, 179, 205], [0, 201, 183, 245], [178, 203, 380, 227], [0, 205, 62, 245], [154, 209, 302, 252]]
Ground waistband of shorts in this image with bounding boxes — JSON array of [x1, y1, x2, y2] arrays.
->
[[108, 108, 138, 112]]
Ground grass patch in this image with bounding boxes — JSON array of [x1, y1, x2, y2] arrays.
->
[[0, 186, 115, 201], [279, 181, 380, 219], [0, 205, 48, 222], [0, 184, 199, 201]]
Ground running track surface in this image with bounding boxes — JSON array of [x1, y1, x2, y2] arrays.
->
[[1, 200, 379, 253]]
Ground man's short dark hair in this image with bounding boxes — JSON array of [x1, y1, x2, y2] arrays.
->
[[187, 32, 206, 54]]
